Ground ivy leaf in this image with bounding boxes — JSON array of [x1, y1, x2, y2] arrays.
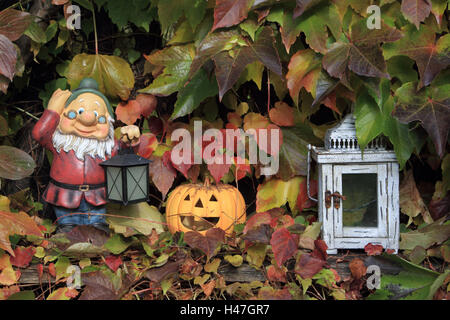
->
[[67, 54, 135, 100], [277, 124, 321, 181], [213, 48, 256, 101], [140, 44, 195, 96], [79, 271, 120, 300], [188, 30, 245, 80], [294, 252, 326, 279], [286, 49, 321, 106], [0, 255, 21, 286], [393, 81, 450, 158], [323, 40, 389, 80], [269, 102, 295, 127], [212, 0, 255, 31], [430, 0, 448, 25], [400, 0, 432, 29], [0, 146, 36, 180], [270, 227, 299, 267], [383, 25, 450, 88], [399, 170, 432, 224], [172, 69, 218, 120], [0, 9, 32, 41]]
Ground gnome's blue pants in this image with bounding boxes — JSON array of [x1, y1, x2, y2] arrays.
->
[[53, 198, 106, 225]]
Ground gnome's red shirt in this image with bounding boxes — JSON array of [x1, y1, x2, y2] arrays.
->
[[33, 109, 126, 208]]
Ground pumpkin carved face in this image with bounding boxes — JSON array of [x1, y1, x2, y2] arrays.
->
[[166, 181, 246, 235]]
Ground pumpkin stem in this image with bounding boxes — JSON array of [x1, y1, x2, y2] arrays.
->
[[204, 176, 211, 187]]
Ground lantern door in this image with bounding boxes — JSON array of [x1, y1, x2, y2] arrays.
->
[[333, 164, 388, 239]]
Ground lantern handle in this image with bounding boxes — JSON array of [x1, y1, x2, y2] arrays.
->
[[118, 133, 135, 155], [307, 144, 318, 202]]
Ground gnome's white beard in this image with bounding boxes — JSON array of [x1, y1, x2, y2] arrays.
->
[[52, 119, 115, 161]]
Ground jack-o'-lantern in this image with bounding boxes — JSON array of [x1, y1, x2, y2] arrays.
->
[[166, 179, 246, 235]]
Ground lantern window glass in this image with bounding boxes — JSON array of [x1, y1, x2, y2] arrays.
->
[[342, 173, 378, 228], [126, 166, 148, 202], [107, 167, 123, 202]]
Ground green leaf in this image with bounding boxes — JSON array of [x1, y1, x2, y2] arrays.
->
[[400, 217, 450, 250], [355, 90, 384, 150], [7, 291, 35, 300], [24, 20, 46, 44], [66, 53, 135, 100], [386, 56, 418, 84], [171, 68, 218, 120], [367, 254, 442, 300], [104, 234, 132, 255], [102, 0, 155, 31], [106, 202, 165, 236], [139, 44, 195, 96], [383, 24, 450, 88]]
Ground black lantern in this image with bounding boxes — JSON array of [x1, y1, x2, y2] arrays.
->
[[100, 149, 151, 205]]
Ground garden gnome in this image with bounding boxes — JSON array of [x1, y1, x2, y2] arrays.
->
[[32, 78, 140, 233]]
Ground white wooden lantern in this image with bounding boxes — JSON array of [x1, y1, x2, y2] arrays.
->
[[307, 114, 399, 254]]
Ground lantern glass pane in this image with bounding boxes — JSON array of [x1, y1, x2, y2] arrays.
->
[[126, 165, 147, 201], [342, 173, 378, 227], [107, 167, 123, 202]]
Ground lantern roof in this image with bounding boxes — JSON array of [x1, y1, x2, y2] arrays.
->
[[100, 153, 151, 167], [324, 114, 386, 151]]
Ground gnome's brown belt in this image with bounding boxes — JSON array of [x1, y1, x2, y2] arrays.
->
[[50, 179, 106, 192]]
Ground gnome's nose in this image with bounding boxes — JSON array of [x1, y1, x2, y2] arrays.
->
[[79, 110, 97, 126]]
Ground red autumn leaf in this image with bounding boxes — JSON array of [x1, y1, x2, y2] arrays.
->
[[135, 93, 157, 118], [116, 100, 142, 125], [104, 255, 122, 272], [149, 155, 176, 198], [136, 133, 158, 159], [270, 214, 295, 230], [266, 264, 287, 282], [349, 258, 367, 280], [401, 0, 432, 29], [269, 102, 295, 127], [364, 243, 384, 256], [0, 9, 32, 41], [242, 224, 273, 244], [169, 149, 192, 179], [184, 228, 226, 259], [233, 157, 251, 181], [294, 252, 326, 279], [0, 34, 17, 81], [37, 264, 44, 280], [258, 287, 292, 300], [296, 178, 318, 212], [243, 211, 275, 233], [52, 0, 69, 5], [147, 116, 164, 135], [270, 227, 299, 267], [48, 263, 56, 277], [212, 0, 254, 31], [200, 279, 216, 297], [227, 112, 242, 128], [207, 161, 232, 184], [311, 239, 328, 261], [10, 246, 35, 268]]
